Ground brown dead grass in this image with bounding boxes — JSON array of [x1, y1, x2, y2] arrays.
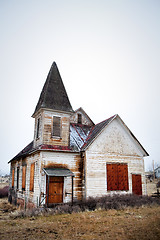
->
[[0, 199, 160, 240]]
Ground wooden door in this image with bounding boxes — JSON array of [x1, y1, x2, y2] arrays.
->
[[46, 176, 64, 204], [132, 174, 142, 195]]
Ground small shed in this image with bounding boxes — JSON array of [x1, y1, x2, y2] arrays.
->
[[155, 166, 160, 179]]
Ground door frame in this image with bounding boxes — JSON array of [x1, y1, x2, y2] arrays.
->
[[46, 176, 64, 205], [132, 174, 142, 195]]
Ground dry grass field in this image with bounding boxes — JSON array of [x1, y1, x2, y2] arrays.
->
[[0, 198, 160, 240]]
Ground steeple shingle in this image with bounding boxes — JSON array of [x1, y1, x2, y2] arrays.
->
[[32, 62, 73, 116]]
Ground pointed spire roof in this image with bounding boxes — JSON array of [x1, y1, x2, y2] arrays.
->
[[32, 62, 74, 116]]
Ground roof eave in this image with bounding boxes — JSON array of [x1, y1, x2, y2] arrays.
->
[[116, 115, 149, 157], [32, 107, 74, 118]]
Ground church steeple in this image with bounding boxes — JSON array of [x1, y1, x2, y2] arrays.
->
[[32, 62, 74, 148], [32, 62, 73, 116]]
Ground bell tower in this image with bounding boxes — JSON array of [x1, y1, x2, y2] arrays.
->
[[32, 62, 74, 148]]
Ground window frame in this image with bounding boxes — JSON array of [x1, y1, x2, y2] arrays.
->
[[22, 165, 27, 191], [78, 113, 82, 124], [12, 168, 15, 188], [36, 118, 40, 139], [30, 163, 35, 192], [52, 116, 61, 138], [107, 163, 129, 191], [16, 167, 19, 190]]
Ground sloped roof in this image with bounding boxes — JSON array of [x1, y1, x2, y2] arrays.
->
[[70, 123, 92, 150], [43, 168, 74, 177], [32, 62, 73, 116], [8, 141, 34, 162], [73, 107, 95, 126], [81, 114, 149, 156], [81, 115, 116, 151], [9, 114, 149, 162]]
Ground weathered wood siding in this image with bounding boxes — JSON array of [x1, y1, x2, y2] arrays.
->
[[84, 118, 146, 198], [40, 151, 83, 203], [34, 110, 71, 148], [10, 152, 42, 207], [70, 109, 93, 126], [33, 112, 43, 148]]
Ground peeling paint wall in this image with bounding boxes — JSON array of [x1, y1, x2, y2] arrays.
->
[[70, 109, 93, 126], [9, 152, 42, 207], [34, 110, 71, 148], [41, 151, 84, 203], [85, 119, 146, 198]]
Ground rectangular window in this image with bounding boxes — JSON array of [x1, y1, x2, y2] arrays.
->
[[17, 167, 19, 190], [30, 163, 35, 192], [22, 165, 26, 190], [78, 114, 82, 124], [52, 116, 61, 137], [36, 118, 40, 139], [12, 168, 15, 188], [107, 163, 129, 191]]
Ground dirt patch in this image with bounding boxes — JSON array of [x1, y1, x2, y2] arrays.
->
[[0, 198, 160, 239]]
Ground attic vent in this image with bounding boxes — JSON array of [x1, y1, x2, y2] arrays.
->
[[52, 116, 61, 137], [78, 114, 82, 124]]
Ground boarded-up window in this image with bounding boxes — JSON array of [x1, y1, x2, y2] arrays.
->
[[107, 163, 129, 191], [30, 163, 35, 192], [132, 174, 142, 195], [52, 116, 61, 137], [17, 167, 19, 190], [22, 165, 26, 190], [78, 114, 82, 124], [36, 118, 40, 139], [12, 168, 15, 188]]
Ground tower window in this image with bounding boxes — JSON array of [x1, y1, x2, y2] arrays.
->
[[52, 116, 61, 137], [36, 118, 40, 139], [78, 114, 82, 124]]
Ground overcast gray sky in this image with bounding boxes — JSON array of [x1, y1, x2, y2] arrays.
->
[[0, 0, 160, 175]]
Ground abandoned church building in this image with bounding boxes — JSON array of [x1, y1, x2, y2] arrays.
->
[[8, 62, 149, 207]]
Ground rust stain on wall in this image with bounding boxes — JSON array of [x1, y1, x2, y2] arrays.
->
[[44, 162, 69, 169]]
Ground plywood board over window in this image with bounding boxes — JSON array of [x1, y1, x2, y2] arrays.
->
[[107, 163, 129, 191], [22, 165, 26, 190], [52, 116, 61, 137], [30, 163, 35, 192], [132, 174, 142, 195], [12, 168, 15, 188]]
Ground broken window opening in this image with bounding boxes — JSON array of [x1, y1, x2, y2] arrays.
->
[[36, 118, 40, 139], [17, 167, 19, 190], [52, 116, 61, 137], [78, 114, 82, 124]]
